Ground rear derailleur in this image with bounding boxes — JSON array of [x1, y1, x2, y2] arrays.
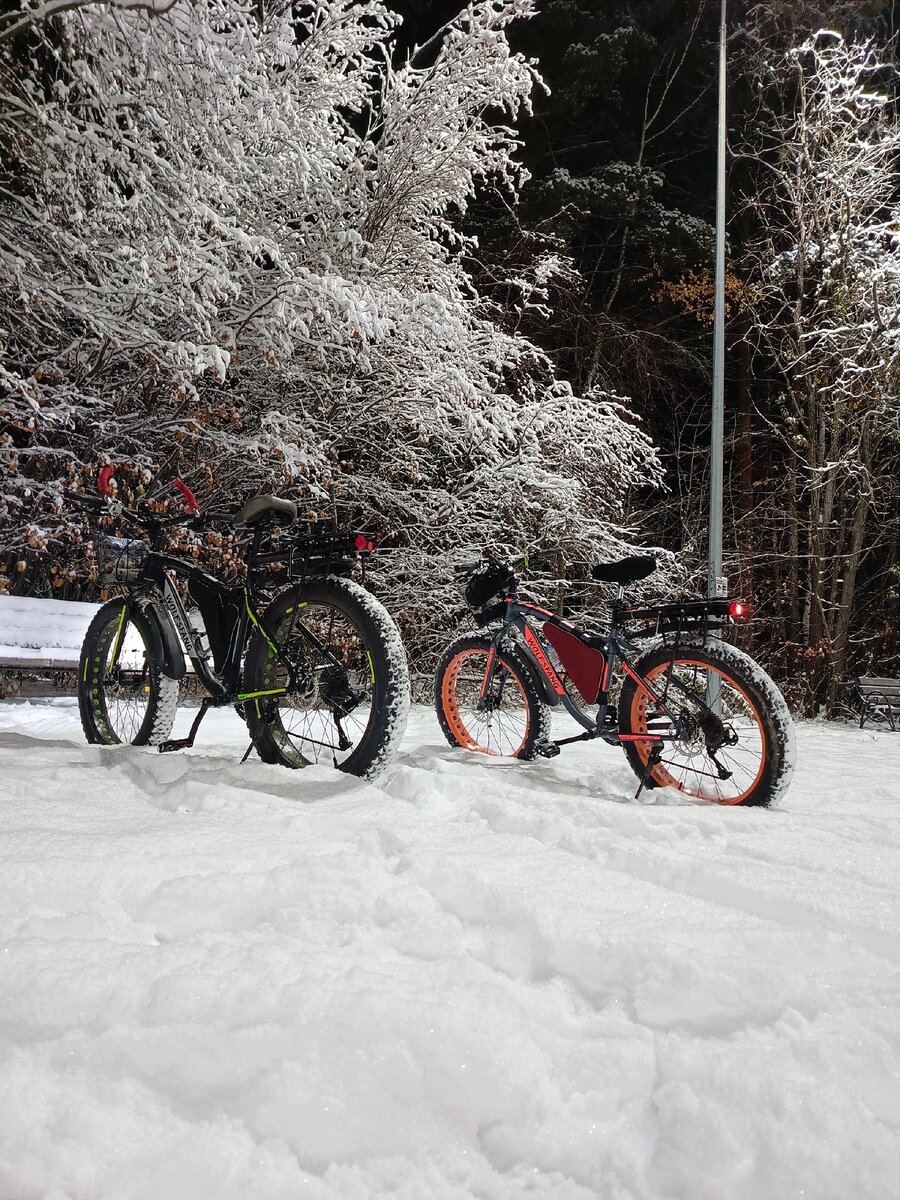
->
[[698, 711, 739, 781]]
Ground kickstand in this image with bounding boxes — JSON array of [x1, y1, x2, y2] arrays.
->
[[158, 698, 212, 754], [634, 744, 663, 801]]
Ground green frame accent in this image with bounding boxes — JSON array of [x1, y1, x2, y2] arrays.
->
[[236, 686, 288, 701], [244, 587, 280, 655], [109, 603, 128, 670]]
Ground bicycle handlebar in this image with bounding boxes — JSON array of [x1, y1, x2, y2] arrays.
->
[[65, 489, 200, 530], [66, 464, 201, 529], [64, 491, 107, 511], [453, 544, 564, 578]]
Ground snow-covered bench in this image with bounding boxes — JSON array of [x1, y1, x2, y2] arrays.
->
[[0, 594, 100, 696], [0, 594, 202, 698], [855, 676, 900, 731], [0, 594, 99, 670]]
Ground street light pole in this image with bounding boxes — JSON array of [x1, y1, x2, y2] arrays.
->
[[709, 0, 727, 605], [707, 0, 728, 713]]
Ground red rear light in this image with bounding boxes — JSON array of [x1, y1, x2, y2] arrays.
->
[[728, 601, 748, 620]]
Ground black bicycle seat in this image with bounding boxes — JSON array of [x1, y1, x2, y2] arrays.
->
[[231, 495, 298, 527], [592, 555, 656, 584]]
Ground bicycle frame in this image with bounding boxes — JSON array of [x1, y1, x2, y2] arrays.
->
[[483, 595, 688, 749], [111, 546, 345, 710]]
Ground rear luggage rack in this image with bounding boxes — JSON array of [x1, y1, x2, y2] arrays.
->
[[618, 598, 736, 641], [251, 531, 373, 587]]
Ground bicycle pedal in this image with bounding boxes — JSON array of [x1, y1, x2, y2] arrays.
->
[[534, 740, 561, 759]]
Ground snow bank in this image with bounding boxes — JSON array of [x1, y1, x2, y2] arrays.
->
[[0, 703, 896, 1199]]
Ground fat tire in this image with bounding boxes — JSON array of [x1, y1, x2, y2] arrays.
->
[[242, 576, 409, 781], [78, 598, 179, 746], [618, 640, 795, 807], [435, 633, 552, 760]]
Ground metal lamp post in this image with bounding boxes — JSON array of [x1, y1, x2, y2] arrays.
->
[[709, 0, 727, 605], [707, 0, 728, 711]]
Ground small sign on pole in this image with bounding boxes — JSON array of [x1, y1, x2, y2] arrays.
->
[[714, 575, 728, 599]]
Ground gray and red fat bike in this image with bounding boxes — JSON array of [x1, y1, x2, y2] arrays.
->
[[71, 467, 409, 780], [435, 548, 794, 807]]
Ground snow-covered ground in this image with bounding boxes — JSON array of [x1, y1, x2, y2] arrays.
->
[[0, 700, 896, 1200]]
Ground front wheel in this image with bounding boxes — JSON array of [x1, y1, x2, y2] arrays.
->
[[78, 598, 179, 746], [242, 577, 409, 780], [435, 634, 552, 759], [618, 641, 795, 807]]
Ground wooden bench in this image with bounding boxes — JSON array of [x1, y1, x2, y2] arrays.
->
[[855, 677, 900, 731]]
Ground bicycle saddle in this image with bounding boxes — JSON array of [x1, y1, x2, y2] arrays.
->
[[231, 494, 298, 527], [592, 555, 656, 584]]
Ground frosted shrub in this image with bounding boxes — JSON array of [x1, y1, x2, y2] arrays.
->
[[0, 0, 661, 670]]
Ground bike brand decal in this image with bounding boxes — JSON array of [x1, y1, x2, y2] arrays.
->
[[523, 625, 567, 695], [163, 573, 201, 654]]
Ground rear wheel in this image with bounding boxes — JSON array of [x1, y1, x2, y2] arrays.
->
[[78, 598, 178, 746], [435, 634, 551, 759], [242, 577, 409, 780], [618, 641, 794, 807]]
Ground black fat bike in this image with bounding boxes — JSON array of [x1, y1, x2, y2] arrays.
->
[[72, 468, 409, 779], [435, 548, 795, 807]]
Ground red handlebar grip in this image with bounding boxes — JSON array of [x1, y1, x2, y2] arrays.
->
[[173, 478, 199, 512], [97, 465, 115, 495]]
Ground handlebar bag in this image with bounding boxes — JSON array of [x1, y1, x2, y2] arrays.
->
[[464, 563, 514, 610]]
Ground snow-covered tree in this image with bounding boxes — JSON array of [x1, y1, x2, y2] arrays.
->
[[738, 31, 899, 709], [0, 0, 662, 672]]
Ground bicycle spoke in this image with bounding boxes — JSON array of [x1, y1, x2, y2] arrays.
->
[[98, 617, 153, 743]]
